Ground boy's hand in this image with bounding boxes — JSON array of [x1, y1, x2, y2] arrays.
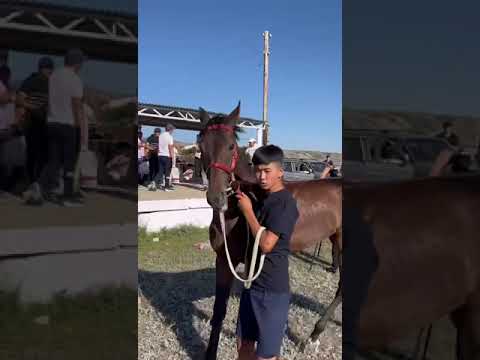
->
[[236, 191, 253, 215]]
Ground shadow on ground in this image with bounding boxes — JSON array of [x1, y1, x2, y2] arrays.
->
[[292, 251, 334, 271], [138, 267, 338, 359]]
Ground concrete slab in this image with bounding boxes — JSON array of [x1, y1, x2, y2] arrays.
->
[[0, 247, 137, 303], [0, 223, 137, 256]]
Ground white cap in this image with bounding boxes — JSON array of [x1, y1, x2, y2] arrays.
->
[[248, 138, 256, 143]]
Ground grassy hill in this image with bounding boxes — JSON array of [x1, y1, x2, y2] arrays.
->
[[344, 109, 480, 151], [283, 149, 342, 165]]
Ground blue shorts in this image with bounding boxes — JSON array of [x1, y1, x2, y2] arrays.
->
[[236, 288, 290, 358]]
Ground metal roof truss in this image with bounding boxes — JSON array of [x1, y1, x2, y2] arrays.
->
[[138, 105, 262, 130], [0, 5, 137, 44]]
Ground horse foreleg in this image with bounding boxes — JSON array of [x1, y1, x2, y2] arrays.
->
[[205, 255, 235, 360], [451, 292, 480, 360]]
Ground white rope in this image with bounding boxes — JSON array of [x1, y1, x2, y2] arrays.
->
[[219, 211, 266, 288]]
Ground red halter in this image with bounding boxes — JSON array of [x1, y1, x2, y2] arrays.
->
[[205, 124, 239, 176]]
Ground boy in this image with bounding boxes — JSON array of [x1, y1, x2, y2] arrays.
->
[[235, 144, 300, 360]]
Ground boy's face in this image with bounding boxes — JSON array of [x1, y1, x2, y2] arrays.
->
[[255, 161, 284, 191]]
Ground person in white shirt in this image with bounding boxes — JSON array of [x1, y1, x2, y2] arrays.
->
[[0, 65, 15, 131], [138, 130, 145, 160], [245, 138, 259, 164], [150, 123, 175, 191], [26, 49, 86, 206], [0, 65, 26, 192]]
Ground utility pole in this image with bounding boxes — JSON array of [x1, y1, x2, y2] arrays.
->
[[262, 31, 271, 146]]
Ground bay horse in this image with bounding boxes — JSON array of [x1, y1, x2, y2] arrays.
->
[[342, 175, 480, 359], [197, 104, 342, 360]]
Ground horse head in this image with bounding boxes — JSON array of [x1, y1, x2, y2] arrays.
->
[[198, 102, 252, 211]]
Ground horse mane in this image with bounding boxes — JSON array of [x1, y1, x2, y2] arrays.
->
[[199, 114, 243, 141]]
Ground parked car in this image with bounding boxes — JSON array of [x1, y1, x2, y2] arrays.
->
[[283, 158, 340, 181], [343, 129, 454, 182]]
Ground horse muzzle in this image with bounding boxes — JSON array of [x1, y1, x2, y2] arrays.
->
[[206, 191, 228, 211]]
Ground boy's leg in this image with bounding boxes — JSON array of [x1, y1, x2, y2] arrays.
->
[[237, 338, 255, 360], [236, 290, 259, 360], [251, 290, 290, 360]]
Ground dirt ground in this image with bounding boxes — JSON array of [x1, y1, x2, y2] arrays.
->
[[0, 190, 136, 229], [138, 184, 206, 201], [138, 226, 342, 360]]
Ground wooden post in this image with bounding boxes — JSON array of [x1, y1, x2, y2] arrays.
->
[[262, 31, 271, 146]]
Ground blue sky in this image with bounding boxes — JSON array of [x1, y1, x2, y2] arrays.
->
[[139, 0, 341, 152], [344, 1, 480, 117]]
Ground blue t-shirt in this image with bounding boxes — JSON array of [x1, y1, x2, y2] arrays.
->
[[251, 188, 299, 293]]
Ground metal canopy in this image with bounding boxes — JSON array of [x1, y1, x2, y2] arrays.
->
[[138, 103, 263, 132], [0, 2, 137, 63]]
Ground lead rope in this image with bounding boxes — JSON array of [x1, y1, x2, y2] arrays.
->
[[243, 220, 251, 282], [219, 211, 266, 289]]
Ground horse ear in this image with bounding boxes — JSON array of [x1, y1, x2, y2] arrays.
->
[[227, 101, 241, 122], [199, 107, 210, 125]]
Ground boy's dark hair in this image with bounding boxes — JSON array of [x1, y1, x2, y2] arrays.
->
[[252, 144, 284, 166]]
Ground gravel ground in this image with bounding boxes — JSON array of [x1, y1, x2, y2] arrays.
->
[[138, 227, 341, 360]]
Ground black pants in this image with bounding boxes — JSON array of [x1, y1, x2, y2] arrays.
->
[[39, 123, 77, 197], [149, 153, 159, 181], [25, 119, 48, 184], [194, 157, 202, 179], [154, 156, 172, 187]]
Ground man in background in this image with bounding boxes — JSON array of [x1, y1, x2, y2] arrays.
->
[[147, 127, 160, 182], [151, 123, 175, 191], [0, 62, 23, 192], [436, 121, 459, 146], [245, 138, 259, 164], [324, 154, 334, 167], [25, 49, 86, 206], [19, 56, 54, 187], [193, 133, 208, 189]]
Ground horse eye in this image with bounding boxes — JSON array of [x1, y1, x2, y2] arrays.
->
[[229, 144, 235, 150]]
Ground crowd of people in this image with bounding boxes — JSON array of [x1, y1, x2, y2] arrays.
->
[[137, 132, 343, 191], [137, 124, 177, 191], [0, 48, 88, 206]]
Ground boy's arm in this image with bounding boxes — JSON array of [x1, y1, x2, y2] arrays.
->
[[242, 207, 280, 253], [236, 191, 280, 253]]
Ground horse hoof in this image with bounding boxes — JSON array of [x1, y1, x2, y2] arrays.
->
[[298, 341, 307, 353], [298, 338, 320, 355]]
